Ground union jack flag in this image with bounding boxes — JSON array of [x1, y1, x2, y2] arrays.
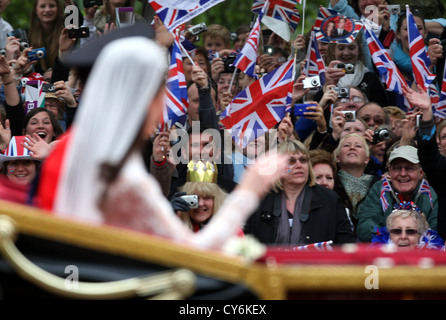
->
[[220, 59, 294, 148], [380, 177, 393, 211], [313, 6, 363, 44], [407, 6, 436, 91], [149, 0, 224, 32], [293, 240, 333, 251], [252, 0, 300, 41], [418, 179, 434, 209], [232, 4, 265, 79], [159, 32, 188, 131], [302, 30, 326, 86], [363, 23, 414, 112], [364, 23, 407, 95]]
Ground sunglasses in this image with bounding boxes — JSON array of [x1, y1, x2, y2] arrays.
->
[[389, 228, 419, 235], [287, 156, 308, 166]]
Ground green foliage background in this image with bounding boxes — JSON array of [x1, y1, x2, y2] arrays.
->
[[3, 0, 446, 35]]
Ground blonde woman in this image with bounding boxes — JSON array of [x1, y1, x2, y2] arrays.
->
[[244, 139, 355, 246], [333, 133, 379, 233]]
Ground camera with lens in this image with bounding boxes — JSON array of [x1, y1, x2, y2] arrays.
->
[[7, 28, 29, 50], [372, 128, 390, 144], [180, 195, 199, 209], [336, 63, 355, 74], [42, 83, 57, 93], [68, 27, 90, 39], [387, 4, 401, 15], [222, 54, 237, 73], [341, 110, 356, 122], [333, 86, 350, 98], [302, 75, 321, 89], [28, 47, 47, 62], [264, 45, 273, 55], [188, 22, 207, 36]]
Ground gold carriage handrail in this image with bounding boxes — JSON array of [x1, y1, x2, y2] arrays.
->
[[0, 214, 196, 300]]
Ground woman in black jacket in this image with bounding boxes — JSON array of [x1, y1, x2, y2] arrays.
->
[[244, 139, 355, 246]]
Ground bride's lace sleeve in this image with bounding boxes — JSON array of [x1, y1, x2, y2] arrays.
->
[[103, 164, 260, 250]]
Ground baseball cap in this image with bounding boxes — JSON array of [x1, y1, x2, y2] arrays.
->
[[388, 145, 419, 164]]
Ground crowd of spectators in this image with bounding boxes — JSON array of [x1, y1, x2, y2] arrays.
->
[[0, 0, 445, 252]]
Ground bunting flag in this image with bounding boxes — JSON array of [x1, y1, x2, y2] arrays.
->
[[418, 179, 434, 209], [149, 0, 224, 32], [220, 59, 294, 148], [251, 0, 300, 42], [406, 6, 436, 91], [232, 3, 265, 79], [293, 240, 333, 251], [159, 32, 188, 131], [301, 30, 326, 86], [313, 6, 363, 44], [380, 177, 393, 212]]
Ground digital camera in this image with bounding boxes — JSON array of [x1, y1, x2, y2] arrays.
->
[[293, 103, 317, 116], [302, 75, 321, 89], [372, 128, 390, 144], [341, 110, 356, 122], [387, 4, 401, 15], [264, 45, 273, 55], [68, 27, 90, 39], [42, 83, 57, 93], [180, 195, 199, 209], [28, 47, 47, 62], [416, 114, 421, 128], [222, 54, 237, 73], [7, 28, 29, 50], [333, 86, 350, 98], [336, 63, 355, 74], [188, 22, 207, 36]]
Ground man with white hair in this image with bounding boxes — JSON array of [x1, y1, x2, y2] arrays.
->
[[356, 145, 438, 242]]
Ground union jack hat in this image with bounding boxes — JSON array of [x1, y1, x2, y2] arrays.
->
[[0, 136, 33, 166]]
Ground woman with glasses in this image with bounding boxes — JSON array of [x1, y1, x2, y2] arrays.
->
[[356, 145, 438, 242], [244, 139, 355, 246], [371, 207, 444, 251]]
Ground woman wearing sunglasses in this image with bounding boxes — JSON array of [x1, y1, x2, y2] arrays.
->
[[372, 207, 444, 250]]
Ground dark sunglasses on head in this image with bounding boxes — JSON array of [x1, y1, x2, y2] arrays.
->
[[389, 228, 419, 235]]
